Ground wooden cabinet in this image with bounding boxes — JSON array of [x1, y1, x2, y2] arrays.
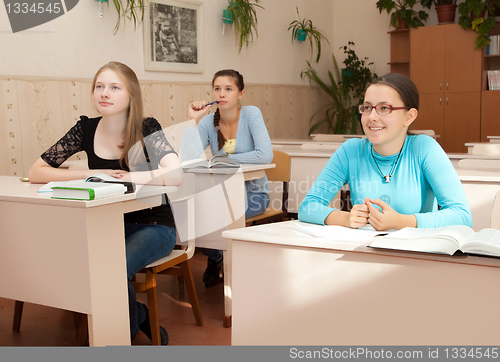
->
[[409, 24, 482, 153]]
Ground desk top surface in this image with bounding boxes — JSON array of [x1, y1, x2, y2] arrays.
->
[[272, 147, 335, 158], [222, 220, 500, 268], [456, 168, 500, 182], [0, 176, 175, 208]]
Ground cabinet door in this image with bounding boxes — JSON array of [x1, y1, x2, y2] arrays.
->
[[445, 25, 482, 93], [481, 90, 500, 141], [444, 92, 481, 153], [410, 26, 445, 94], [415, 93, 445, 149]]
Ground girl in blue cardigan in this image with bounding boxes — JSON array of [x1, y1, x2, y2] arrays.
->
[[181, 69, 273, 287], [299, 73, 472, 230]]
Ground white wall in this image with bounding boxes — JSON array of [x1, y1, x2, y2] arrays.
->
[[0, 0, 334, 85], [0, 0, 465, 84], [332, 0, 445, 79]]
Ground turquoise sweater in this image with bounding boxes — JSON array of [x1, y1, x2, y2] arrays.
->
[[298, 135, 472, 228], [181, 106, 273, 194]]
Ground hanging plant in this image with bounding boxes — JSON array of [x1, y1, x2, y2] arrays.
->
[[288, 6, 329, 63], [110, 0, 146, 34], [225, 0, 264, 53]]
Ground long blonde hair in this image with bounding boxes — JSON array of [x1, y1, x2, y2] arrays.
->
[[91, 61, 144, 168]]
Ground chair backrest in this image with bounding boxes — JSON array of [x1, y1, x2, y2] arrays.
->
[[168, 172, 196, 258], [458, 159, 500, 170], [491, 190, 500, 229], [472, 143, 500, 156], [265, 150, 291, 183]]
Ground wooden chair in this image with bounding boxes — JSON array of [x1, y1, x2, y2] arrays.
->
[[13, 173, 202, 346], [246, 150, 291, 226], [131, 172, 202, 345]]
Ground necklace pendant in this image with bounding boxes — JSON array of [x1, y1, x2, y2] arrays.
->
[[384, 175, 391, 183]]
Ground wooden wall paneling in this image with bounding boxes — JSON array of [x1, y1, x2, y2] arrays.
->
[[1, 79, 22, 176]]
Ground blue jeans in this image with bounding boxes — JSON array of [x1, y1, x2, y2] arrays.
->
[[246, 192, 270, 219], [125, 223, 177, 339], [202, 192, 270, 264]]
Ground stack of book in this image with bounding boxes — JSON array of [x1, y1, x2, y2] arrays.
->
[[488, 35, 500, 55], [487, 70, 500, 90]]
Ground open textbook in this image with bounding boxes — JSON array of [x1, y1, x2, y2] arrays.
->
[[181, 155, 240, 169], [369, 225, 500, 257]]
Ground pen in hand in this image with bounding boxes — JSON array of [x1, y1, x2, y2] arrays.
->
[[192, 101, 220, 111]]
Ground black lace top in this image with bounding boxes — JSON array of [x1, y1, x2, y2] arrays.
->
[[41, 116, 177, 227]]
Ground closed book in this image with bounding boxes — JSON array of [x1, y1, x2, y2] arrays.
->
[[51, 182, 126, 200]]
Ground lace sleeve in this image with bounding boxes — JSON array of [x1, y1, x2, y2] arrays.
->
[[40, 118, 85, 168], [142, 118, 177, 166]]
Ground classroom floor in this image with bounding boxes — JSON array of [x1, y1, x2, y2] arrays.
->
[[0, 250, 231, 346]]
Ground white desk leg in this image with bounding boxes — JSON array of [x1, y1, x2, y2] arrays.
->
[[86, 203, 130, 346], [223, 237, 232, 328]]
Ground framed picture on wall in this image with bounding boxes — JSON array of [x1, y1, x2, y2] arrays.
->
[[143, 0, 203, 73]]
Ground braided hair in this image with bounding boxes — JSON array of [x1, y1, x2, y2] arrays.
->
[[212, 69, 244, 150]]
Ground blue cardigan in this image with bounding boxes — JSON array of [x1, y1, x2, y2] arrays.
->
[[299, 135, 472, 228]]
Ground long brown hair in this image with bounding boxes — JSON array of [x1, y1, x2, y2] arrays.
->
[[91, 61, 144, 168], [212, 69, 244, 150]]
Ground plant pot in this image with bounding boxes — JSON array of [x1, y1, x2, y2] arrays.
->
[[436, 4, 457, 24], [223, 9, 233, 24], [297, 29, 307, 41], [396, 18, 408, 30]]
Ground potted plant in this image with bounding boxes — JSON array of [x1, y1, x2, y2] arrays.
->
[[224, 0, 264, 53], [300, 42, 378, 135], [288, 7, 329, 63], [421, 0, 458, 24], [458, 0, 500, 48], [376, 0, 430, 29]]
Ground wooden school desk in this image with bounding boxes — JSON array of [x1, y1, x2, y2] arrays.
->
[[0, 176, 176, 346], [222, 221, 500, 345], [183, 164, 275, 327]]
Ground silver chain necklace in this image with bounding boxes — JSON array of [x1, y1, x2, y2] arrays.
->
[[371, 141, 404, 183]]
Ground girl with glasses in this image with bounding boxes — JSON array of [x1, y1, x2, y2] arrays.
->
[[299, 73, 472, 231]]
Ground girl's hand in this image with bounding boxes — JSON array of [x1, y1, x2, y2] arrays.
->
[[346, 202, 369, 229], [188, 101, 213, 122], [366, 199, 416, 230]]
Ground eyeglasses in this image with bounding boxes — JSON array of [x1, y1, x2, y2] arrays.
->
[[358, 104, 411, 116]]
